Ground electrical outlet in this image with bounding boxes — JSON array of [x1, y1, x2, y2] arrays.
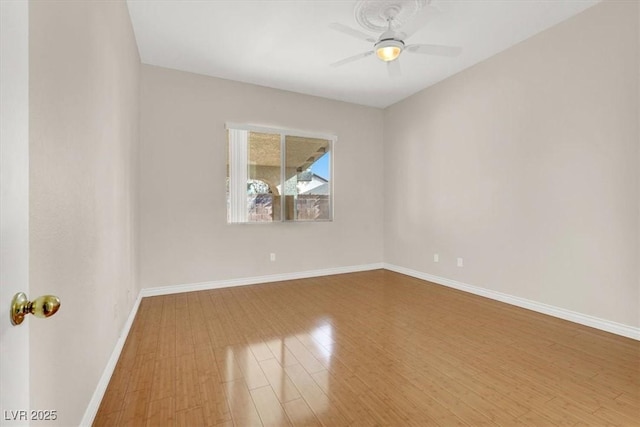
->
[[433, 253, 439, 262], [270, 253, 276, 262], [457, 257, 463, 267]]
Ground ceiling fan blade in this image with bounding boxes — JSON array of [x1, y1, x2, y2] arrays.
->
[[329, 23, 377, 43], [387, 59, 401, 78], [405, 44, 462, 57], [397, 5, 440, 40], [330, 50, 374, 67]]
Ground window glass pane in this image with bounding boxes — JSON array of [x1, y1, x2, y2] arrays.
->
[[248, 131, 281, 222], [227, 130, 281, 223], [284, 135, 331, 221]]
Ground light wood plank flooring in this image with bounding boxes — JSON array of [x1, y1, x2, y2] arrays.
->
[[94, 270, 640, 426]]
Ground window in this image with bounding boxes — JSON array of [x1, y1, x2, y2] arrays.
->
[[226, 124, 334, 223]]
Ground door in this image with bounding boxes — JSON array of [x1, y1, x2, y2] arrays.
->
[[0, 1, 30, 425]]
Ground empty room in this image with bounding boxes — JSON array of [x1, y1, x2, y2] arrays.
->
[[1, 0, 638, 426]]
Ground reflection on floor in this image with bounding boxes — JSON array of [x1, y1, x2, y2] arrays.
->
[[93, 269, 640, 426]]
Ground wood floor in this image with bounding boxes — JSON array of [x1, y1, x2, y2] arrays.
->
[[93, 270, 640, 426]]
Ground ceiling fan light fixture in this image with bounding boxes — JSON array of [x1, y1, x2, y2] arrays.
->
[[375, 39, 404, 62]]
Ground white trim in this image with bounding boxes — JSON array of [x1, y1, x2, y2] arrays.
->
[[280, 132, 286, 220], [225, 122, 337, 142], [383, 263, 640, 341], [141, 263, 384, 297], [80, 293, 143, 426]]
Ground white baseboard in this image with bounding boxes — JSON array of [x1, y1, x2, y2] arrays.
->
[[384, 263, 640, 341], [80, 293, 143, 426], [140, 263, 385, 297]]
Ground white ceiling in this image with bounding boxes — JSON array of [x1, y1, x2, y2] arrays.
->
[[127, 0, 600, 109]]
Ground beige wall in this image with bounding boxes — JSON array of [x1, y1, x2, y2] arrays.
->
[[29, 1, 140, 424], [384, 0, 639, 327], [139, 65, 384, 288]]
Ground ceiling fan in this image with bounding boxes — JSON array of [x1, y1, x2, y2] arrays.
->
[[329, 2, 461, 77]]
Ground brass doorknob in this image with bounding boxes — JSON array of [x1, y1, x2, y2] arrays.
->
[[10, 292, 60, 326]]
